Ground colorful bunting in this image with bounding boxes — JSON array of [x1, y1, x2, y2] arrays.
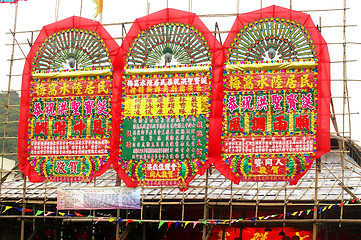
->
[[158, 221, 165, 229], [45, 211, 54, 216], [174, 222, 180, 229], [95, 217, 104, 224], [2, 206, 12, 213], [184, 221, 190, 228], [74, 212, 84, 217], [35, 210, 44, 216]]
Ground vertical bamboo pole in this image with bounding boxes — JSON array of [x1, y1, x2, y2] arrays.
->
[[80, 0, 83, 17], [237, 0, 240, 14], [55, 0, 60, 21], [339, 0, 348, 228], [20, 174, 27, 240], [313, 159, 319, 240], [116, 175, 121, 240], [1, 0, 18, 196], [202, 168, 209, 240]]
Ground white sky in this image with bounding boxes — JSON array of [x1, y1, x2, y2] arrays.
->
[[0, 0, 360, 142]]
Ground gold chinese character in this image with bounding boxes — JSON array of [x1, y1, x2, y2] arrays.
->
[[301, 74, 313, 88], [35, 83, 47, 96], [72, 82, 83, 95], [229, 76, 242, 90], [257, 76, 269, 89], [48, 83, 58, 96], [98, 81, 109, 94], [84, 81, 95, 95], [286, 74, 297, 88], [244, 75, 254, 90], [271, 75, 283, 88], [59, 82, 70, 95]]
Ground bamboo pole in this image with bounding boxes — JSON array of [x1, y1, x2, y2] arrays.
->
[[1, 0, 18, 200]]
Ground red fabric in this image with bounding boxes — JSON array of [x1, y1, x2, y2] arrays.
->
[[19, 16, 120, 182], [217, 5, 330, 185], [114, 8, 224, 187]]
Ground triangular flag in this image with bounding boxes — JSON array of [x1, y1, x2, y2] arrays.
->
[[116, 218, 123, 224], [236, 219, 243, 222], [251, 217, 257, 221], [332, 204, 338, 209], [25, 209, 33, 213], [259, 216, 264, 220], [202, 220, 207, 225], [35, 210, 44, 216], [109, 218, 115, 222], [65, 214, 75, 218], [87, 215, 93, 218], [184, 221, 190, 228], [291, 212, 298, 216], [58, 212, 65, 216], [298, 211, 304, 216], [16, 208, 22, 212], [193, 221, 198, 228], [286, 213, 292, 217], [95, 217, 104, 224], [215, 220, 220, 225], [138, 220, 142, 224], [158, 221, 165, 229], [174, 222, 180, 229], [322, 206, 327, 212], [2, 206, 12, 213], [328, 205, 333, 210], [264, 216, 270, 220], [306, 209, 311, 215], [345, 201, 350, 205], [74, 212, 84, 217], [45, 211, 54, 216], [126, 220, 132, 226], [271, 215, 277, 218], [231, 219, 237, 224], [318, 207, 323, 214], [352, 199, 356, 203], [92, 0, 103, 18], [278, 214, 284, 219], [340, 202, 344, 207], [167, 222, 172, 230]]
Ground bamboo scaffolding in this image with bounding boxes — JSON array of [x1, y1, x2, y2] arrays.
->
[[0, 1, 359, 239]]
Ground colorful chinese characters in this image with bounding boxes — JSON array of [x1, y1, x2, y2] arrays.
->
[[223, 59, 318, 182], [29, 68, 113, 182], [120, 67, 211, 186]]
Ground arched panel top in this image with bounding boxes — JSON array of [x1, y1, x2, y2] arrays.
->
[[33, 28, 112, 71], [227, 17, 317, 62], [126, 22, 211, 67]]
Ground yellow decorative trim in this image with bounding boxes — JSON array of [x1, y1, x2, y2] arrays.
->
[[289, 113, 294, 132], [267, 114, 272, 132], [225, 61, 316, 71], [32, 69, 112, 79], [244, 115, 249, 133], [124, 66, 210, 75], [48, 119, 53, 138]]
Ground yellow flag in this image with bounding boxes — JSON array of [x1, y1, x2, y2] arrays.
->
[[58, 212, 65, 216], [93, 0, 103, 18], [109, 218, 115, 222], [184, 221, 190, 228], [2, 206, 12, 213]]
